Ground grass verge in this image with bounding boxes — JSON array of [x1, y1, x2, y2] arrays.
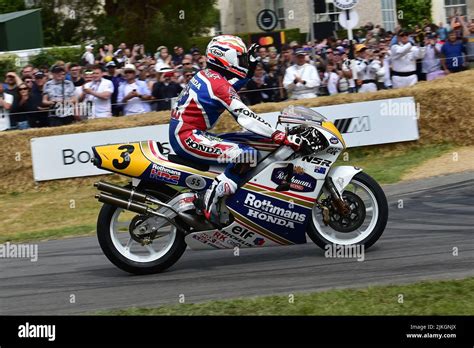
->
[[97, 277, 474, 316], [0, 143, 454, 243], [339, 142, 453, 184]]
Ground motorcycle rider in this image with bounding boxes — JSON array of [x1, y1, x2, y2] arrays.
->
[[169, 35, 303, 225]]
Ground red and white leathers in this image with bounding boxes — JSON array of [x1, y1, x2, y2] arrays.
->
[[169, 68, 300, 223]]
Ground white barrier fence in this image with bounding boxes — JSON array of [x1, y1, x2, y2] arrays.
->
[[30, 97, 419, 181]]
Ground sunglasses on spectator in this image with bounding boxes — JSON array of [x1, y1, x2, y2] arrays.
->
[[6, 75, 15, 78], [124, 70, 136, 74], [183, 62, 192, 65], [25, 79, 33, 83], [19, 87, 29, 91]]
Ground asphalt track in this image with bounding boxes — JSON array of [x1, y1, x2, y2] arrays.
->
[[1, 172, 473, 315]]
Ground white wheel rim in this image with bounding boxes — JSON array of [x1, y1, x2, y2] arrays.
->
[[312, 179, 379, 245], [110, 208, 176, 263]]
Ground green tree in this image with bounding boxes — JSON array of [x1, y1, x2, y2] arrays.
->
[[0, 0, 25, 14], [0, 54, 18, 79], [96, 0, 219, 52], [397, 0, 432, 29], [25, 0, 104, 46]]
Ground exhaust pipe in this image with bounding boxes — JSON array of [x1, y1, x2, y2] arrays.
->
[[95, 182, 214, 233], [95, 181, 177, 214], [96, 192, 149, 215], [95, 193, 183, 232], [177, 212, 215, 231]]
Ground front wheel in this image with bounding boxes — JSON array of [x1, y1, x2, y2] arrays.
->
[[307, 172, 388, 250], [97, 203, 186, 275]]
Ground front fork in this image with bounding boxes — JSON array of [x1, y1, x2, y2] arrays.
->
[[317, 176, 351, 225]]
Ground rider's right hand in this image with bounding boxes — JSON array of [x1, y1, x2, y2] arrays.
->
[[272, 131, 303, 151]]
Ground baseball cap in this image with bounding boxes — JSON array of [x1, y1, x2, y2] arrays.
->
[[34, 71, 45, 78], [51, 65, 65, 73], [355, 44, 367, 53], [85, 44, 94, 50], [123, 63, 136, 72], [105, 61, 117, 68], [295, 48, 308, 56]]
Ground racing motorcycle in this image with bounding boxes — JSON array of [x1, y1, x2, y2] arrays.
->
[[92, 106, 388, 274]]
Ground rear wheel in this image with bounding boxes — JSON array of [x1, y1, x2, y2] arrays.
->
[[307, 172, 388, 250], [97, 190, 186, 275]]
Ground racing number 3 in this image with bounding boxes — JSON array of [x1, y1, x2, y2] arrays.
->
[[112, 145, 135, 170]]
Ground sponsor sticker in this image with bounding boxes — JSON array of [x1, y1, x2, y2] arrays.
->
[[271, 168, 317, 192], [219, 225, 256, 247], [150, 164, 181, 185], [185, 174, 207, 190], [301, 156, 332, 167], [314, 166, 327, 175], [330, 137, 339, 144], [185, 138, 223, 155], [326, 147, 340, 156], [244, 193, 306, 229]]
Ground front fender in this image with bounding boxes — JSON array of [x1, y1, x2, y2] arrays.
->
[[327, 166, 363, 195]]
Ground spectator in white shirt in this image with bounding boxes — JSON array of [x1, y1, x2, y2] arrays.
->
[[117, 64, 153, 116], [81, 65, 114, 118], [283, 48, 320, 100], [422, 33, 444, 81], [354, 44, 384, 93], [390, 29, 425, 89], [0, 83, 13, 131], [82, 45, 95, 65], [323, 63, 340, 95]]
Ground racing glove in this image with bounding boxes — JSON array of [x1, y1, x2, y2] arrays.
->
[[272, 130, 303, 151], [246, 43, 261, 79]]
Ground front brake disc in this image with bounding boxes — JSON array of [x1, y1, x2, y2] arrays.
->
[[327, 191, 366, 233]]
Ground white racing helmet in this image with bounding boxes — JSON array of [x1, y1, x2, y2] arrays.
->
[[206, 35, 249, 79]]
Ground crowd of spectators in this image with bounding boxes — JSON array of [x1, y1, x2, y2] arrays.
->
[[1, 15, 472, 131]]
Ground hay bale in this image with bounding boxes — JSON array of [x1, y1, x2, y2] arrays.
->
[[0, 70, 472, 194]]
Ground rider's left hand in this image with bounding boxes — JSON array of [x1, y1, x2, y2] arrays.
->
[[246, 43, 261, 79]]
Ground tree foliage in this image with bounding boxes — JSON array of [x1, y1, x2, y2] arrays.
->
[[396, 0, 432, 29], [29, 47, 83, 67], [19, 0, 218, 50], [0, 0, 25, 14], [0, 55, 18, 79], [25, 0, 104, 46], [97, 0, 219, 52]]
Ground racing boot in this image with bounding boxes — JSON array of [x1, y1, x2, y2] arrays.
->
[[203, 173, 238, 227]]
